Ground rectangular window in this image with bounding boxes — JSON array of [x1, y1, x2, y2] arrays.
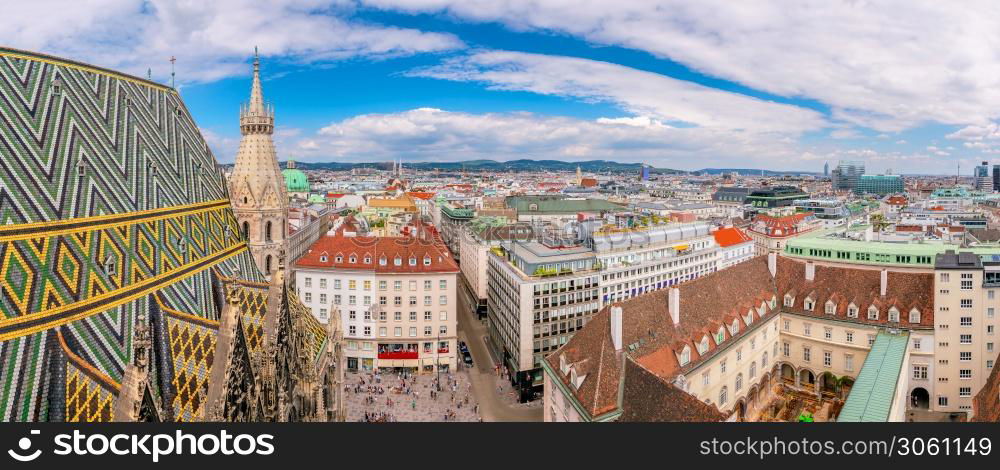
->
[[938, 396, 949, 407], [846, 331, 854, 343], [319, 279, 326, 289], [960, 387, 972, 397], [304, 277, 312, 288], [961, 299, 973, 309], [960, 351, 972, 362], [845, 354, 854, 372], [803, 346, 811, 362], [961, 334, 972, 344], [823, 351, 832, 367], [960, 369, 972, 379], [913, 365, 928, 380], [961, 317, 973, 327]]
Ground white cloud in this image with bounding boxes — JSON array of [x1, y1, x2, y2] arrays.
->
[[285, 107, 811, 169], [364, 0, 1000, 132], [1, 0, 463, 83], [408, 50, 826, 133]]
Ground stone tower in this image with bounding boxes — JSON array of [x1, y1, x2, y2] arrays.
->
[[230, 49, 288, 278]]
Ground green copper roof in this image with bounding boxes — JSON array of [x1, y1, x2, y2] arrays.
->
[[838, 331, 909, 422], [283, 168, 310, 192], [784, 230, 1000, 267]]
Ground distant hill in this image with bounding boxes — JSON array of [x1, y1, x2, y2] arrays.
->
[[696, 168, 821, 176], [254, 159, 684, 174]]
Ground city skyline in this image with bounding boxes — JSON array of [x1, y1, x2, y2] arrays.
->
[[5, 1, 1000, 173]]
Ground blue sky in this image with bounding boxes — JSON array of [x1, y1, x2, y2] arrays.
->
[[6, 1, 1000, 174]]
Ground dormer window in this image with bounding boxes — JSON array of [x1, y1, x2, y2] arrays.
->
[[679, 346, 691, 366], [335, 255, 343, 263], [697, 337, 709, 354], [825, 301, 836, 315], [319, 252, 328, 263], [409, 256, 417, 266], [424, 256, 431, 266], [394, 256, 402, 266], [716, 328, 725, 345], [349, 255, 357, 263], [848, 304, 858, 318], [103, 255, 117, 277], [364, 256, 371, 264], [804, 299, 814, 311], [379, 256, 387, 266], [888, 307, 899, 323], [909, 309, 921, 324], [784, 295, 794, 307], [730, 319, 739, 336], [744, 310, 753, 325], [559, 354, 569, 375], [868, 306, 879, 320]]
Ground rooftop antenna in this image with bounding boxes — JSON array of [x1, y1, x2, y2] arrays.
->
[[147, 68, 151, 80], [169, 56, 176, 88]]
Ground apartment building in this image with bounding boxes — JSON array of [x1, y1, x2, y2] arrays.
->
[[487, 240, 601, 401], [594, 222, 720, 305], [459, 223, 536, 319], [294, 234, 459, 374], [544, 252, 939, 422], [932, 251, 999, 414]]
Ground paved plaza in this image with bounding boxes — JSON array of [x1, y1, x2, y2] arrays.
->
[[344, 370, 483, 422]]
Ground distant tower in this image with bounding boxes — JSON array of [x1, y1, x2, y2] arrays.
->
[[576, 166, 582, 185], [229, 48, 288, 279], [823, 162, 829, 177]]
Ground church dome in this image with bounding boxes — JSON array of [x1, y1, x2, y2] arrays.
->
[[283, 167, 310, 192]]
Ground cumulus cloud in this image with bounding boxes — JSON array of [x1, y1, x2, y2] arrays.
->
[[363, 0, 1000, 132], [2, 0, 463, 83], [282, 107, 810, 169], [408, 50, 826, 133]]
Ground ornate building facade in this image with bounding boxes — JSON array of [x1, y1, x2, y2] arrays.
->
[[229, 49, 288, 279], [0, 47, 343, 422]]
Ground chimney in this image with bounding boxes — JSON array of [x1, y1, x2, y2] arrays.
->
[[610, 306, 623, 351], [768, 252, 777, 278], [880, 269, 888, 297], [805, 261, 815, 281], [668, 288, 680, 326]]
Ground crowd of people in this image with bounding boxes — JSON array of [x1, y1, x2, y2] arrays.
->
[[345, 369, 482, 422]]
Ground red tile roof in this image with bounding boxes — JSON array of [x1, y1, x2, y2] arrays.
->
[[295, 235, 458, 274], [548, 254, 936, 420], [713, 227, 752, 247]]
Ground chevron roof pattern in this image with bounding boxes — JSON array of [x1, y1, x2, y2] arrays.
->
[[0, 47, 267, 421]]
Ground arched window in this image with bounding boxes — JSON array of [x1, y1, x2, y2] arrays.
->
[[762, 351, 768, 367], [265, 221, 273, 242], [750, 361, 757, 378], [265, 255, 272, 274], [735, 373, 743, 391], [242, 221, 250, 239], [719, 386, 728, 406]]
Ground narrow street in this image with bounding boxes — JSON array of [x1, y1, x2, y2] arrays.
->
[[457, 275, 543, 422]]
